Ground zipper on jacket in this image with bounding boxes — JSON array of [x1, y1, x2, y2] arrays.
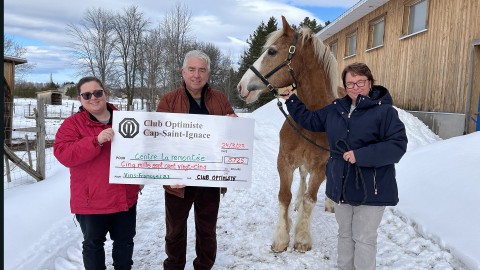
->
[[347, 105, 354, 118], [347, 105, 355, 118], [373, 169, 377, 195], [348, 97, 364, 118]]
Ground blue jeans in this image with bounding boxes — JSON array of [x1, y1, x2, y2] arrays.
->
[[76, 203, 137, 270], [334, 204, 385, 270]]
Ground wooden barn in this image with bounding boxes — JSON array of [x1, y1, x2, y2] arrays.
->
[[318, 0, 480, 138]]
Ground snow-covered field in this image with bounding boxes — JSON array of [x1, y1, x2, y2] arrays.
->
[[4, 98, 479, 270]]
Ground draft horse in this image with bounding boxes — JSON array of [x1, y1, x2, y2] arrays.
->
[[237, 16, 338, 252]]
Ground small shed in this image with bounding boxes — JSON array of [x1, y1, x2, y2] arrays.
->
[[37, 90, 63, 105]]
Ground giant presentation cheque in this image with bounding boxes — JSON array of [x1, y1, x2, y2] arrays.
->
[[109, 111, 254, 188]]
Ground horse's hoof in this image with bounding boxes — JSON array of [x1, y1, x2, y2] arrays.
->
[[293, 243, 312, 253], [271, 243, 288, 253], [324, 206, 335, 213]]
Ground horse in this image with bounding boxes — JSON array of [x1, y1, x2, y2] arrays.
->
[[237, 16, 338, 253]]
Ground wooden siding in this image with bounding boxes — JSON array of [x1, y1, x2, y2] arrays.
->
[[323, 0, 480, 113], [4, 62, 15, 94]]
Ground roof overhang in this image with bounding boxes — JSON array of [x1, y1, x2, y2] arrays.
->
[[318, 0, 390, 40], [3, 55, 28, 65]]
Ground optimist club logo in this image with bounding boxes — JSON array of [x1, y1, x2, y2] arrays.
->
[[118, 118, 140, 138]]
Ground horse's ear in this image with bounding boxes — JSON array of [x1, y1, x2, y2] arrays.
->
[[281, 16, 294, 34]]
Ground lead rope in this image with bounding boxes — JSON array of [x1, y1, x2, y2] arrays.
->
[[277, 101, 368, 205], [276, 99, 334, 153], [335, 139, 367, 205]]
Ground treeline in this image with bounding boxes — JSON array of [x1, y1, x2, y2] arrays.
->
[[14, 82, 75, 98]]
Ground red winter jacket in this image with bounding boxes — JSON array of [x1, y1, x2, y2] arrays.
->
[[54, 103, 140, 214]]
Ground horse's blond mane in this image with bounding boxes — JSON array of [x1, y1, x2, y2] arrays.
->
[[265, 27, 338, 98]]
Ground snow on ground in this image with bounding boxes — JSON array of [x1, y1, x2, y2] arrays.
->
[[4, 99, 479, 270]]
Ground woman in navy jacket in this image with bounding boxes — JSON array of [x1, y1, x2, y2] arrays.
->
[[281, 63, 407, 270]]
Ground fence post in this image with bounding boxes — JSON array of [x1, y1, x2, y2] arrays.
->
[[4, 155, 12, 183], [25, 134, 33, 167], [36, 99, 46, 180]]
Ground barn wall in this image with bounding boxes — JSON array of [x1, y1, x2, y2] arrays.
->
[[4, 62, 15, 97], [324, 0, 480, 114]]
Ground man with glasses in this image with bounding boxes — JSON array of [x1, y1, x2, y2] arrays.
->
[[281, 63, 407, 270], [54, 76, 142, 270]]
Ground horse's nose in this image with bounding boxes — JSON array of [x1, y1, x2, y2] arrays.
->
[[237, 83, 243, 96], [236, 83, 248, 100]]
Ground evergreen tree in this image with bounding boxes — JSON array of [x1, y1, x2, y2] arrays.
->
[[236, 17, 278, 111], [40, 82, 58, 91], [238, 17, 278, 77], [65, 86, 78, 99], [296, 17, 325, 33]]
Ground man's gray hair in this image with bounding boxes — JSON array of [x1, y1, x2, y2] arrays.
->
[[183, 50, 211, 72]]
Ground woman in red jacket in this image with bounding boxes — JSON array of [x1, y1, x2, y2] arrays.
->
[[54, 76, 141, 270]]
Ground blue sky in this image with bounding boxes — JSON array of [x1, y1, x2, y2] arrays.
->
[[4, 0, 357, 83]]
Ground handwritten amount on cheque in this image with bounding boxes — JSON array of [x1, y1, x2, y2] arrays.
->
[[116, 152, 248, 170]]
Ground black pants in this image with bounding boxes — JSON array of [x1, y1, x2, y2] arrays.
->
[[75, 203, 137, 270], [164, 187, 220, 270]]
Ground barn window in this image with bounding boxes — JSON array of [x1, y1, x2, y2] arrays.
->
[[402, 0, 428, 36], [345, 31, 357, 58], [330, 41, 338, 59], [367, 16, 385, 50]]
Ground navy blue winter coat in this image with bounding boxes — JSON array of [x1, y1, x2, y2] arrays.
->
[[286, 85, 408, 206]]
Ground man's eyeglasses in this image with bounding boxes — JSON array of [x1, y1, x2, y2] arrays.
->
[[345, 80, 368, 89], [80, 90, 104, 100]]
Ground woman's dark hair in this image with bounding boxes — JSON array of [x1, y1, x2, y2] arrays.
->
[[76, 76, 105, 95], [341, 63, 375, 88]]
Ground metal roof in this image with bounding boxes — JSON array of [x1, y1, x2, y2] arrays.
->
[[318, 0, 390, 40], [3, 55, 28, 65]]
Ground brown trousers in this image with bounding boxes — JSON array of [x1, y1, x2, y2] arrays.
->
[[163, 187, 220, 270]]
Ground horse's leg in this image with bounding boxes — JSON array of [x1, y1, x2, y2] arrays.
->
[[293, 170, 323, 252], [324, 185, 335, 213], [294, 165, 308, 211], [271, 153, 295, 252]]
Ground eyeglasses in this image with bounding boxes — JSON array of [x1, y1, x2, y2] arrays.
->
[[80, 90, 104, 100], [345, 80, 368, 89]]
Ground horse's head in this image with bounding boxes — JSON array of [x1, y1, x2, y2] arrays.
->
[[237, 16, 338, 106], [237, 16, 298, 104]]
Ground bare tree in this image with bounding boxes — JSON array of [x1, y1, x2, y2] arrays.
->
[[113, 6, 150, 109], [63, 4, 239, 108], [140, 26, 165, 111], [160, 3, 193, 90], [66, 8, 117, 84], [195, 42, 236, 101], [4, 34, 36, 80]]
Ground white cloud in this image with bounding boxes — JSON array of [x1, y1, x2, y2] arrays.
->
[[4, 0, 348, 83]]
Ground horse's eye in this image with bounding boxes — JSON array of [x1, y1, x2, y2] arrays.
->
[[267, 48, 277, 56]]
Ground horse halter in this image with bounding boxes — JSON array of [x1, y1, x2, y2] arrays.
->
[[249, 32, 299, 97]]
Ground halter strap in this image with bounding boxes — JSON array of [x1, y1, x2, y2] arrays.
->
[[248, 32, 299, 97]]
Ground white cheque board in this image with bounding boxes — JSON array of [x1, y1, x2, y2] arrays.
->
[[109, 111, 254, 188]]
